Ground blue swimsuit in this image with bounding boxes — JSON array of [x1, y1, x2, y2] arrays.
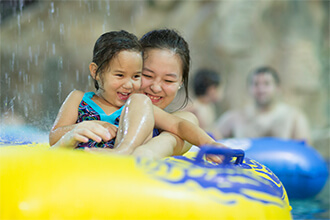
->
[[76, 92, 160, 149]]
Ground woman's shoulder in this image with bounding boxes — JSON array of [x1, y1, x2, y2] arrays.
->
[[172, 111, 199, 124]]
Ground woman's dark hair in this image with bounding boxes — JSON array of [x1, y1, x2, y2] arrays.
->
[[92, 30, 142, 90], [139, 29, 190, 109], [193, 68, 220, 97], [247, 66, 280, 86]]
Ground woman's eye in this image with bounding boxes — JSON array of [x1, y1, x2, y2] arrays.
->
[[142, 74, 152, 78], [165, 80, 175, 83]]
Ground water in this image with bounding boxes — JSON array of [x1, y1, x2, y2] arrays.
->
[[291, 161, 330, 220]]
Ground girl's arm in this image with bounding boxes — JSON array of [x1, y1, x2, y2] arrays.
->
[[49, 90, 83, 146], [49, 90, 114, 147], [51, 121, 116, 149]]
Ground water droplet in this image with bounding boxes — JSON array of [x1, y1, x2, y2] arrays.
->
[[52, 43, 56, 55], [58, 81, 62, 102], [76, 70, 79, 82], [11, 53, 15, 71], [29, 46, 32, 62], [34, 54, 38, 66], [59, 23, 64, 35], [106, 1, 110, 16], [50, 2, 55, 14], [18, 71, 23, 83], [58, 57, 63, 69], [41, 21, 44, 32], [19, 0, 24, 13], [17, 15, 21, 36], [5, 73, 10, 89], [39, 84, 43, 94], [24, 104, 28, 117]]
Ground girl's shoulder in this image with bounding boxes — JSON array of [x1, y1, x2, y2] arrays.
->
[[64, 90, 86, 105], [69, 90, 85, 98]]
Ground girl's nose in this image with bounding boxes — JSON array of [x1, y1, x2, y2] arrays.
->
[[123, 79, 133, 89]]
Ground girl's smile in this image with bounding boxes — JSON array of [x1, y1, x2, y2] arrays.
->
[[94, 50, 143, 109]]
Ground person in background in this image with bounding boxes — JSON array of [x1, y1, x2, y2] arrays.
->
[[214, 66, 311, 144], [184, 68, 222, 135]]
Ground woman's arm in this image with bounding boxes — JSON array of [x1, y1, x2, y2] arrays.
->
[[153, 106, 221, 147], [170, 111, 198, 155], [132, 111, 197, 159]]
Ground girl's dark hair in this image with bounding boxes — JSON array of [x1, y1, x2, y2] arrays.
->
[[247, 66, 280, 86], [193, 68, 220, 97], [92, 30, 142, 90], [139, 29, 190, 109]]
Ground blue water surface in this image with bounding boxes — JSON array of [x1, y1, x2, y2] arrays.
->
[[291, 160, 330, 220]]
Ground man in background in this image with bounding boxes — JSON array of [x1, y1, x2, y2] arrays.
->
[[214, 66, 311, 144]]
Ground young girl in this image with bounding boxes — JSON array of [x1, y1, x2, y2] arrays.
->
[[50, 30, 224, 157], [50, 30, 155, 154]]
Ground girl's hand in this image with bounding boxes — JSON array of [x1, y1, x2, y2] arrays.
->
[[84, 147, 115, 154], [54, 121, 117, 149], [92, 121, 118, 141]]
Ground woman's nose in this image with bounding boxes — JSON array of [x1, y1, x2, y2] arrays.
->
[[150, 83, 162, 93]]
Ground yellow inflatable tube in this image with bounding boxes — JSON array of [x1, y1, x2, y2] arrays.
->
[[0, 143, 292, 220]]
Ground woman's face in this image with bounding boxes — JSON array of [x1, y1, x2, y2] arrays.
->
[[140, 49, 183, 110]]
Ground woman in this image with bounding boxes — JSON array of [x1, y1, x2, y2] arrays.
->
[[132, 29, 199, 159]]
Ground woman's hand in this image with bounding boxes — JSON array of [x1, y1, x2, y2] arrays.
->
[[205, 142, 228, 164]]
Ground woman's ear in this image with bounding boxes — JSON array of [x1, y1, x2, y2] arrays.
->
[[89, 62, 99, 80]]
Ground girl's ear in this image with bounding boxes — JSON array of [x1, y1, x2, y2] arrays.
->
[[89, 62, 99, 80]]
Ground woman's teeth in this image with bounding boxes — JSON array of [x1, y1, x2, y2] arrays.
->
[[147, 94, 161, 100]]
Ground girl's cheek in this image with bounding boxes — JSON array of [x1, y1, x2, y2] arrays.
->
[[134, 81, 141, 90]]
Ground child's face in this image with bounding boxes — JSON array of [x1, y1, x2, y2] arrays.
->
[[99, 50, 142, 108], [140, 49, 183, 110]]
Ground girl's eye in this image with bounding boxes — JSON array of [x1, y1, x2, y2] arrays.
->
[[134, 74, 141, 79]]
